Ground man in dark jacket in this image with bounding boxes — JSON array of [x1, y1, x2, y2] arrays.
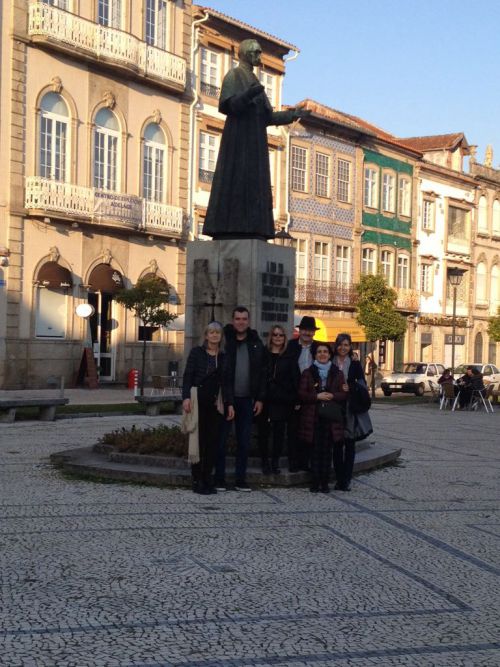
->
[[215, 306, 266, 491], [285, 316, 319, 472]]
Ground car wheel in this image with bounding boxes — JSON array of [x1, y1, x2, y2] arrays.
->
[[382, 389, 392, 397], [415, 383, 425, 397]]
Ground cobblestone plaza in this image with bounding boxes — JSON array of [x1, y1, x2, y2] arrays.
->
[[0, 405, 499, 666]]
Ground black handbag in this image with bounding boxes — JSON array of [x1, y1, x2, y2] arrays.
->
[[317, 400, 342, 422], [349, 380, 371, 414]]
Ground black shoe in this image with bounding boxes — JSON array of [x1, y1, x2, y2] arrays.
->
[[320, 483, 330, 494], [310, 483, 319, 493], [334, 482, 342, 490], [271, 465, 281, 475], [235, 482, 251, 492], [198, 486, 211, 495], [289, 466, 299, 473], [342, 483, 352, 492], [214, 480, 227, 492]]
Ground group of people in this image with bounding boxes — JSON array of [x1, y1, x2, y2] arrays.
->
[[182, 308, 373, 495], [437, 365, 485, 409]]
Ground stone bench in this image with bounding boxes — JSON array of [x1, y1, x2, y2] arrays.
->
[[135, 394, 183, 416], [0, 398, 69, 423]]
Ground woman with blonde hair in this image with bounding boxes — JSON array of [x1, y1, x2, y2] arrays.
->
[[182, 321, 225, 494], [257, 325, 300, 474]]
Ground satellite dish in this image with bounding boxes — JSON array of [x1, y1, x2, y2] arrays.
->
[[75, 303, 95, 319]]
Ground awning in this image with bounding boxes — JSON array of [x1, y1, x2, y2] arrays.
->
[[88, 264, 124, 294], [36, 261, 73, 289], [294, 314, 366, 343]]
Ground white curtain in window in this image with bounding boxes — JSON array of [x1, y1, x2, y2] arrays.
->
[[39, 92, 69, 181], [36, 289, 66, 338], [94, 108, 119, 191]]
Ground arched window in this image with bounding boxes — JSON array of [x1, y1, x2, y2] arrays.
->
[[474, 332, 483, 363], [491, 265, 500, 312], [476, 261, 487, 303], [493, 200, 500, 234], [478, 195, 488, 231], [39, 92, 69, 181], [143, 123, 166, 202], [93, 108, 119, 191], [380, 250, 393, 285]]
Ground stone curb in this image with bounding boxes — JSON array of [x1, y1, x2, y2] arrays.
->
[[50, 441, 402, 488]]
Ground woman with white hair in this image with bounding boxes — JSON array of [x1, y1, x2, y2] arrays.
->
[[182, 322, 225, 494]]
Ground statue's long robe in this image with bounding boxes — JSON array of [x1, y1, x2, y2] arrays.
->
[[202, 65, 295, 240]]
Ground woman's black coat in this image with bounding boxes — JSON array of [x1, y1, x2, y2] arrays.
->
[[182, 345, 224, 402], [263, 347, 300, 421]]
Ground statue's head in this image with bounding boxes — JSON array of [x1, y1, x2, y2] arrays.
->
[[238, 39, 262, 67]]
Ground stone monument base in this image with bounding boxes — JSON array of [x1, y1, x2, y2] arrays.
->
[[184, 238, 295, 351]]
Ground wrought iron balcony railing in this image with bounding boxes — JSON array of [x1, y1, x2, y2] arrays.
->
[[200, 82, 220, 98], [395, 287, 419, 312], [25, 177, 183, 236], [28, 1, 186, 90], [198, 169, 215, 184], [295, 280, 358, 308]]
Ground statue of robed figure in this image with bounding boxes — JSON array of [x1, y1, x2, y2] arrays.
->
[[202, 39, 309, 241]]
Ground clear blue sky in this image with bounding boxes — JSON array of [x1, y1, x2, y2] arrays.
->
[[205, 0, 500, 165]]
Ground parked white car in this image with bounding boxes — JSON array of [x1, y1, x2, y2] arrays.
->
[[381, 362, 446, 397], [453, 363, 500, 385]]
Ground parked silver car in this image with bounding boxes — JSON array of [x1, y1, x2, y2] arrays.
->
[[381, 362, 446, 397], [453, 363, 500, 385]]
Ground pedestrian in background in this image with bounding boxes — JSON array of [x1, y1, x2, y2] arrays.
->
[[216, 306, 266, 492], [182, 321, 225, 495], [258, 325, 300, 475], [286, 316, 319, 472], [298, 343, 347, 493]]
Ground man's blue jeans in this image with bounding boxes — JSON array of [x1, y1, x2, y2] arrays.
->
[[215, 397, 254, 484]]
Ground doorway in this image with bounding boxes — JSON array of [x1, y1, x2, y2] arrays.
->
[[88, 292, 115, 381]]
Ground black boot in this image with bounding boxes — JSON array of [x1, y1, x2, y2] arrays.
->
[[271, 458, 281, 475], [261, 458, 271, 475]]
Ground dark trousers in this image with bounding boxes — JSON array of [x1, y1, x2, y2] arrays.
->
[[215, 396, 254, 484], [458, 387, 473, 408], [191, 401, 222, 490], [257, 411, 285, 467], [333, 438, 355, 487], [287, 409, 309, 470], [311, 420, 333, 484]]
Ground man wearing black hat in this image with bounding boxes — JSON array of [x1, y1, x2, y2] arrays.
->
[[285, 315, 319, 472]]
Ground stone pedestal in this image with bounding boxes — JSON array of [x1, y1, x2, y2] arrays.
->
[[185, 239, 295, 351]]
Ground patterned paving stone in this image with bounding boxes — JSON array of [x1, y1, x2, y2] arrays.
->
[[0, 406, 499, 666]]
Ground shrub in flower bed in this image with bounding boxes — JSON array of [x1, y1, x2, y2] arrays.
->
[[99, 425, 187, 457], [98, 424, 245, 457]]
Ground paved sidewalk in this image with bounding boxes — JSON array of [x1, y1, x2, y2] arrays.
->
[[0, 404, 499, 666]]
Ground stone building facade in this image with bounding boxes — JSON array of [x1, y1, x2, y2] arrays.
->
[[0, 0, 192, 388]]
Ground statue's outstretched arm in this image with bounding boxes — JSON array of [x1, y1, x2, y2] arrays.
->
[[269, 107, 312, 127]]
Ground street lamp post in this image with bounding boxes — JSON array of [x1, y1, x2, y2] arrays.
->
[[274, 227, 294, 247], [447, 267, 466, 371]]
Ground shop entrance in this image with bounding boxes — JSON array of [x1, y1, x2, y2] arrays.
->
[[88, 292, 115, 381]]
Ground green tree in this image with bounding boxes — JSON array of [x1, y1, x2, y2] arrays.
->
[[115, 276, 177, 395], [487, 307, 500, 342], [355, 274, 408, 396]]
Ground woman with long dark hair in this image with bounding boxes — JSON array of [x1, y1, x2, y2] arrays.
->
[[182, 322, 225, 494], [298, 343, 347, 493], [258, 325, 299, 474], [332, 333, 372, 491]]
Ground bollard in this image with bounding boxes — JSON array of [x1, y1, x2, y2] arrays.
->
[[133, 369, 139, 397]]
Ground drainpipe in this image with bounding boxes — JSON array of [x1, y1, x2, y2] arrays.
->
[[187, 10, 210, 241]]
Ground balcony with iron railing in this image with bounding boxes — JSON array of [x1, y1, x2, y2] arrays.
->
[[295, 280, 358, 309], [28, 1, 186, 91], [198, 169, 215, 184], [395, 288, 419, 312], [25, 176, 184, 237], [200, 81, 220, 98]]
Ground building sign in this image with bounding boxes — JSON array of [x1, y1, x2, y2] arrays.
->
[[94, 191, 142, 225], [444, 334, 465, 345], [420, 315, 468, 328], [421, 333, 433, 344]]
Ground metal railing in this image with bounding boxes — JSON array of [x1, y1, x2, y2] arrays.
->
[[25, 176, 184, 236], [198, 169, 215, 184], [295, 280, 358, 308], [28, 1, 186, 88]]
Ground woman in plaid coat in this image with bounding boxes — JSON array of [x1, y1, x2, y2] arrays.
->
[[298, 343, 347, 493]]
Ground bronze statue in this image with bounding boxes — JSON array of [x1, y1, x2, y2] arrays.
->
[[202, 39, 309, 241]]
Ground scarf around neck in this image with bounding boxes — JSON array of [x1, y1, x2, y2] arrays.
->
[[313, 360, 332, 389]]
